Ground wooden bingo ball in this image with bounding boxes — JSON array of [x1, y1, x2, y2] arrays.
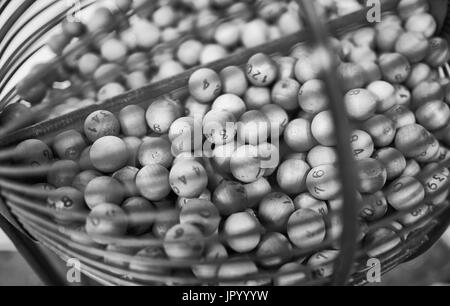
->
[[258, 192, 295, 232], [360, 192, 388, 221], [84, 176, 125, 209], [97, 82, 126, 101], [230, 145, 264, 184], [203, 110, 236, 145], [375, 23, 403, 52], [212, 94, 247, 119], [412, 81, 444, 109], [348, 46, 377, 63], [355, 158, 387, 194], [246, 53, 278, 87], [146, 96, 183, 134], [212, 141, 238, 173], [118, 105, 147, 138], [86, 7, 114, 33], [244, 86, 271, 110], [192, 242, 228, 281], [426, 37, 450, 68], [244, 177, 272, 208], [398, 0, 429, 20], [72, 170, 101, 192], [184, 96, 211, 119], [223, 211, 261, 253], [311, 111, 336, 146], [287, 209, 326, 249], [168, 116, 199, 142], [373, 147, 407, 180], [53, 130, 86, 161], [86, 203, 128, 242], [90, 136, 129, 173], [395, 124, 439, 161], [219, 66, 248, 97], [350, 130, 374, 160], [136, 165, 171, 201], [255, 233, 292, 268], [47, 160, 80, 188], [123, 137, 142, 168], [406, 63, 432, 88], [78, 146, 94, 170], [306, 164, 342, 201], [307, 146, 338, 168], [394, 84, 412, 106], [416, 100, 450, 131], [177, 39, 203, 67], [258, 104, 288, 139], [200, 44, 228, 65], [157, 60, 185, 80], [112, 166, 139, 198], [237, 110, 271, 145], [169, 160, 208, 198], [188, 68, 222, 104], [14, 139, 53, 166], [274, 262, 308, 286], [419, 163, 450, 205], [367, 81, 397, 113], [241, 19, 269, 48], [337, 62, 367, 92], [360, 61, 382, 84], [306, 250, 340, 278], [152, 209, 179, 239], [272, 78, 300, 111], [398, 204, 431, 227], [284, 118, 316, 152], [164, 223, 205, 260], [214, 21, 240, 48], [384, 104, 416, 129], [344, 88, 377, 121], [298, 79, 329, 115], [275, 56, 296, 80], [100, 38, 128, 63], [402, 159, 421, 177], [364, 228, 401, 258], [362, 114, 396, 147], [121, 197, 155, 235], [47, 187, 86, 223], [277, 159, 311, 195], [84, 110, 120, 143], [293, 193, 328, 216], [378, 53, 411, 84], [395, 31, 429, 63], [405, 13, 437, 38], [386, 176, 425, 211], [180, 199, 220, 236], [137, 137, 173, 168], [212, 180, 248, 216]]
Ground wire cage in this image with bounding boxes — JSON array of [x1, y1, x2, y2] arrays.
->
[[1, 0, 450, 286]]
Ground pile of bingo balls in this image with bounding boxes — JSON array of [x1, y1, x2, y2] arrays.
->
[[7, 0, 362, 123], [7, 0, 450, 285]]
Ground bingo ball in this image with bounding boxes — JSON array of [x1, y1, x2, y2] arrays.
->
[[180, 199, 220, 236], [86, 203, 128, 242], [287, 209, 326, 249], [136, 165, 171, 201], [164, 223, 205, 260], [258, 192, 295, 232], [246, 53, 279, 87], [223, 211, 261, 253], [188, 68, 222, 104], [90, 136, 129, 173], [84, 176, 125, 209], [169, 160, 208, 198], [84, 110, 120, 143]]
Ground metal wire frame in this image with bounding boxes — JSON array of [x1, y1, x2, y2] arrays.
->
[[1, 0, 450, 286]]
